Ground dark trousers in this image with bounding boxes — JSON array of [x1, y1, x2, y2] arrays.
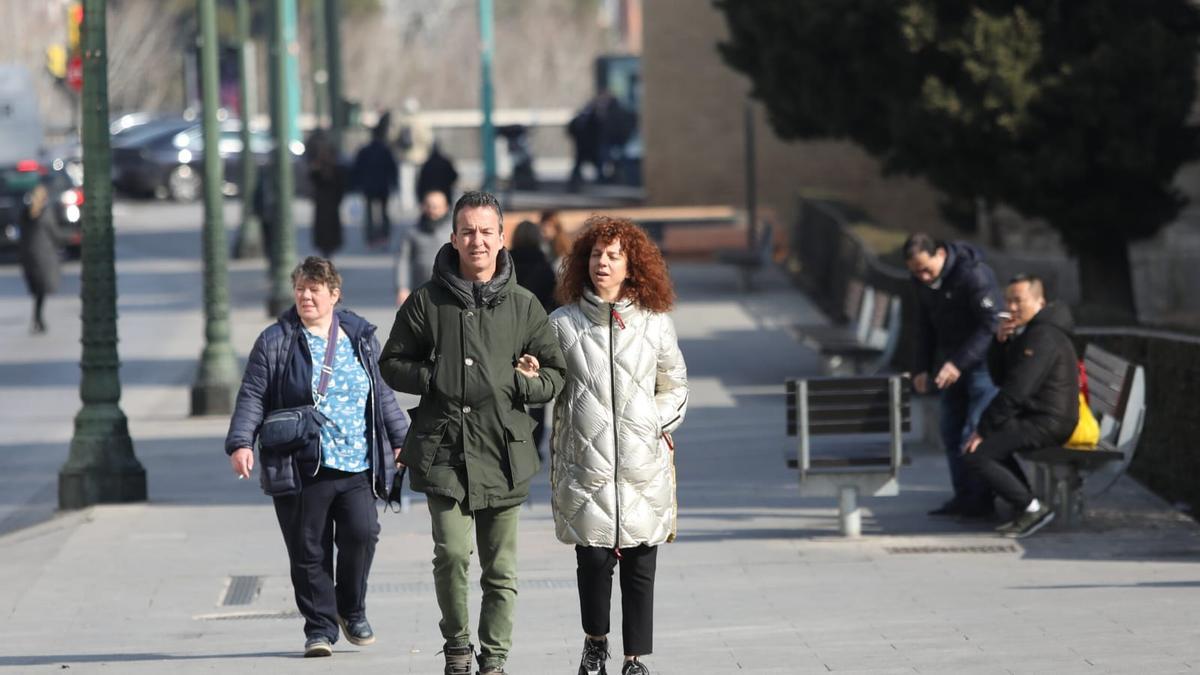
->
[[964, 422, 1058, 511], [577, 545, 657, 657], [273, 468, 380, 642], [364, 193, 391, 244], [938, 366, 999, 509]]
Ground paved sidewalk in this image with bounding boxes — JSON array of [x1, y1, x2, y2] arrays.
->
[[2, 204, 1200, 673]]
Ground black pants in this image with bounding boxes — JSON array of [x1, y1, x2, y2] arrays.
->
[[964, 422, 1058, 511], [577, 544, 657, 657], [273, 468, 380, 642], [364, 193, 391, 244]]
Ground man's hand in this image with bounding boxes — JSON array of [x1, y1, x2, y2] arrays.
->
[[393, 447, 405, 469], [996, 315, 1017, 343], [934, 361, 961, 390], [515, 354, 540, 379], [913, 372, 930, 394], [230, 447, 254, 479], [963, 432, 983, 455]]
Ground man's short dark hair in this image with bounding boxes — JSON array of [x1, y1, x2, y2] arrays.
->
[[452, 191, 503, 232], [902, 233, 941, 260], [1008, 273, 1045, 299]]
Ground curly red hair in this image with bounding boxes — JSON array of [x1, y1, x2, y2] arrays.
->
[[555, 215, 676, 313]]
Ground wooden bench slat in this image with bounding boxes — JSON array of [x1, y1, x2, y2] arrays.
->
[[1085, 345, 1131, 375], [808, 419, 912, 435]]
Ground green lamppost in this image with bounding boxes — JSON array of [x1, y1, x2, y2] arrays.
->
[[190, 0, 239, 416], [311, 0, 328, 127], [478, 0, 496, 192], [233, 0, 262, 259], [267, 0, 297, 316], [59, 0, 146, 509], [325, 0, 345, 146]]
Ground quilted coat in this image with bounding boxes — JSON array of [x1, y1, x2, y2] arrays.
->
[[549, 289, 688, 548]]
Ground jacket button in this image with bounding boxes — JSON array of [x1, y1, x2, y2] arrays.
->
[[464, 357, 474, 366], [462, 405, 472, 414]]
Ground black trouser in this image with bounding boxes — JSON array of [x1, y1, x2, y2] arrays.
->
[[964, 422, 1058, 511], [273, 468, 380, 642], [577, 544, 657, 657], [364, 193, 391, 243]]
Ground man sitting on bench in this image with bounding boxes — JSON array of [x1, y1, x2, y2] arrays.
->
[[963, 274, 1079, 538]]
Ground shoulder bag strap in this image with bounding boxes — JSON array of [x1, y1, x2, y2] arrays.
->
[[314, 314, 340, 404]]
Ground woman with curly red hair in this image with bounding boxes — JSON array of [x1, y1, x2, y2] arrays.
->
[[549, 215, 689, 675]]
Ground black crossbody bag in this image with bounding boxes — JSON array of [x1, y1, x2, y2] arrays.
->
[[259, 315, 339, 455]]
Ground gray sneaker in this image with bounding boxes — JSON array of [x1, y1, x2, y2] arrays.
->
[[578, 637, 609, 675], [303, 636, 333, 658], [1007, 505, 1055, 538]]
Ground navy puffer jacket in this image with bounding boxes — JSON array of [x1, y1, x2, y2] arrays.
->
[[912, 241, 1004, 375], [225, 306, 409, 497]]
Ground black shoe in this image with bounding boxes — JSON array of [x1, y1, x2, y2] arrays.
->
[[957, 504, 996, 520], [928, 499, 963, 516], [578, 637, 609, 675], [1007, 505, 1055, 539], [621, 660, 650, 675], [304, 636, 333, 658], [442, 643, 475, 675], [337, 614, 375, 646]]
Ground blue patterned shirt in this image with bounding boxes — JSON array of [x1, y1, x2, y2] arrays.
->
[[304, 326, 371, 473]]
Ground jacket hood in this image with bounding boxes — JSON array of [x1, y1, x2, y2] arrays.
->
[[579, 287, 642, 326], [417, 212, 451, 235], [276, 305, 376, 340], [433, 242, 515, 308], [1029, 301, 1074, 335], [940, 241, 986, 280]]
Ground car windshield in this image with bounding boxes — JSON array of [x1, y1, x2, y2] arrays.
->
[[112, 119, 192, 148]]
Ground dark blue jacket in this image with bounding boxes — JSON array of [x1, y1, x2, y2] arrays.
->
[[353, 140, 399, 198], [912, 241, 1003, 375], [225, 307, 408, 497]]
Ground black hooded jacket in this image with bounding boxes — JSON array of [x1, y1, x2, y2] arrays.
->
[[979, 302, 1080, 441], [912, 242, 1003, 374]]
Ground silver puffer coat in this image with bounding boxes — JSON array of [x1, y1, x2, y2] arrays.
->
[[549, 289, 688, 548]]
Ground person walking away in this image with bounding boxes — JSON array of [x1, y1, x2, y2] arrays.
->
[[378, 191, 566, 675], [225, 257, 408, 657], [395, 97, 433, 214], [416, 142, 459, 208], [538, 209, 571, 270], [394, 189, 453, 306], [963, 274, 1079, 538], [19, 180, 64, 334], [353, 113, 399, 248], [509, 219, 559, 459], [306, 129, 346, 257], [549, 216, 689, 675], [904, 233, 1005, 518]]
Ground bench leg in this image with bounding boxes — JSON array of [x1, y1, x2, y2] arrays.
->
[[838, 485, 861, 537]]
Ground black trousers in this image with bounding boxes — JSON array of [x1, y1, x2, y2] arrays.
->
[[273, 468, 380, 642], [364, 193, 391, 243], [577, 544, 657, 657], [964, 422, 1058, 511]]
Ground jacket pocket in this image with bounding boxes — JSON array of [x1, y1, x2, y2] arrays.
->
[[400, 406, 449, 475], [503, 411, 540, 486], [259, 449, 301, 496]]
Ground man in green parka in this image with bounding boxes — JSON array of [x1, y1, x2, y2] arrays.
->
[[379, 191, 566, 675]]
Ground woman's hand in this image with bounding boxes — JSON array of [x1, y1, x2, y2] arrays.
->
[[230, 447, 254, 479], [515, 354, 541, 379]]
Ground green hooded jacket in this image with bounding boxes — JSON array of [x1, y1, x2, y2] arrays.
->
[[379, 243, 566, 509]]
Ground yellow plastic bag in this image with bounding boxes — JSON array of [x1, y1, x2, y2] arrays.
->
[[1065, 393, 1100, 449]]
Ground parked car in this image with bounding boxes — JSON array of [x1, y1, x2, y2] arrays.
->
[[112, 118, 308, 201]]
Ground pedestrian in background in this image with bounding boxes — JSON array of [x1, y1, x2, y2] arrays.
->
[[378, 192, 566, 675], [225, 256, 408, 658], [353, 113, 399, 248], [19, 180, 64, 334], [550, 216, 689, 675], [539, 209, 571, 270], [416, 141, 459, 207], [905, 233, 1006, 519], [509, 219, 559, 458], [395, 97, 433, 214], [306, 129, 346, 258], [394, 189, 453, 306]]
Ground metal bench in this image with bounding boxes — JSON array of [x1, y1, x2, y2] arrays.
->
[[715, 221, 775, 291], [792, 280, 902, 375], [785, 375, 909, 536], [1019, 344, 1147, 526]]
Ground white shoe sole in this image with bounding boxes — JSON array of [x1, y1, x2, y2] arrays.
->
[[1010, 511, 1055, 538]]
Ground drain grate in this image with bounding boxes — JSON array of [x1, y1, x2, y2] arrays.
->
[[222, 575, 263, 606], [885, 544, 1020, 555], [197, 609, 301, 621]]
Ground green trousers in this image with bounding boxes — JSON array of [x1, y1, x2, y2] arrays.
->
[[427, 493, 521, 667]]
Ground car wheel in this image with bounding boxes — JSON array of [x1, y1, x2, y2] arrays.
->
[[167, 165, 200, 202]]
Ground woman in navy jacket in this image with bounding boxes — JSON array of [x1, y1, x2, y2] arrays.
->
[[225, 257, 408, 658]]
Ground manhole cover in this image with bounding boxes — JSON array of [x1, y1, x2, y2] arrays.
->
[[222, 575, 263, 606]]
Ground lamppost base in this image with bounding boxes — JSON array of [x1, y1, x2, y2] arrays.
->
[[59, 463, 147, 510], [191, 381, 237, 416]]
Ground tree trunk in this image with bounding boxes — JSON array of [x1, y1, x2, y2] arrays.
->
[[1076, 238, 1138, 325]]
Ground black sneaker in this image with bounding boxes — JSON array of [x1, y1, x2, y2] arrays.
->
[[621, 660, 650, 675], [1007, 505, 1055, 538], [442, 643, 475, 675], [303, 636, 333, 658], [928, 499, 963, 516], [337, 615, 376, 646], [578, 637, 609, 675]]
